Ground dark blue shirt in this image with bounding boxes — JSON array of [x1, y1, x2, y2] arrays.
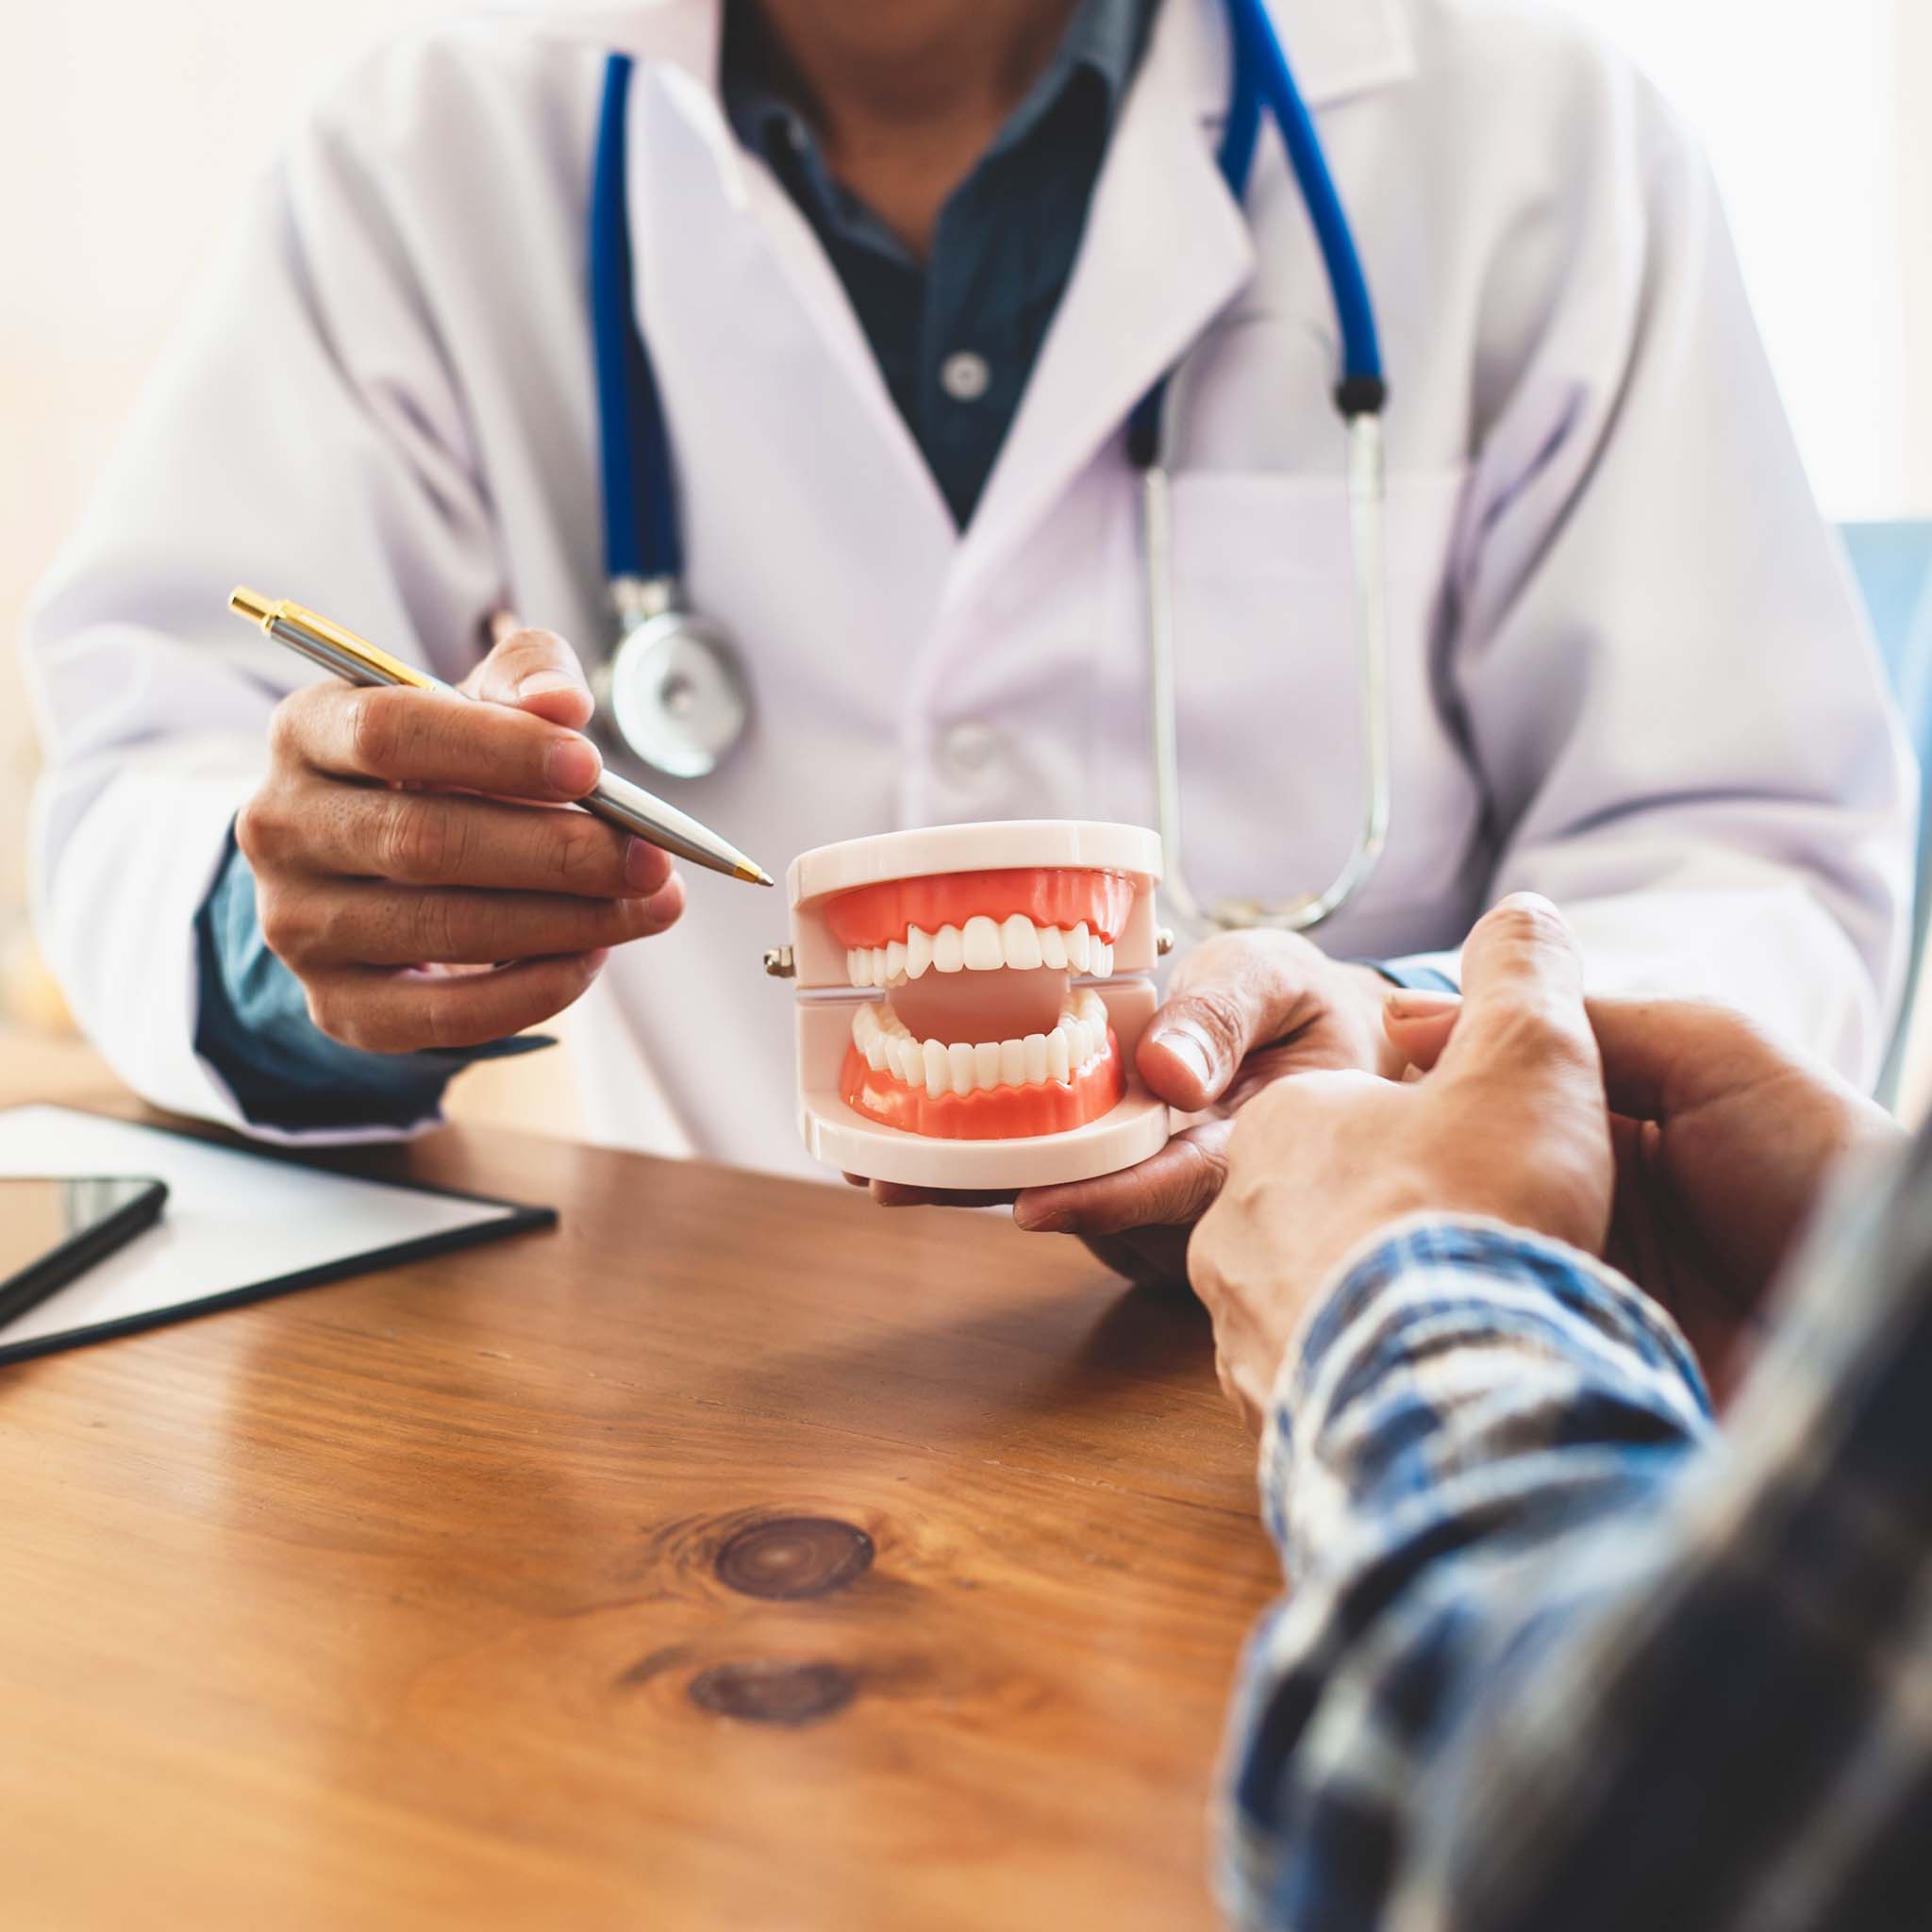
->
[[722, 0, 1156, 527]]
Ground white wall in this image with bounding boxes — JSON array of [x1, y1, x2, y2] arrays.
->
[[1542, 0, 1917, 522]]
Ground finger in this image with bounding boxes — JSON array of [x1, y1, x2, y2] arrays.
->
[[1381, 990, 1460, 1073], [268, 877, 684, 968], [241, 784, 676, 899], [1012, 1119, 1233, 1236], [275, 681, 602, 800], [1137, 932, 1325, 1110], [459, 626, 596, 730], [1438, 893, 1594, 1079], [307, 950, 611, 1055]]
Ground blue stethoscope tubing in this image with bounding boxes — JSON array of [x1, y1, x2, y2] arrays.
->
[[589, 0, 1391, 932]]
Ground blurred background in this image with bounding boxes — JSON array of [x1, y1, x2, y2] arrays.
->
[[6, 0, 1930, 1120]]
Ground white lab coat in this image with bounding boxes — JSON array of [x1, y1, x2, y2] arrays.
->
[[22, 0, 1914, 1175]]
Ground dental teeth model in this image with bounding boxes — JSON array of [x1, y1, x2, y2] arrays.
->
[[779, 822, 1172, 1189]]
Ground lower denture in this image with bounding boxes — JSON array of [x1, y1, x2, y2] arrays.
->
[[841, 986, 1124, 1139], [840, 1029, 1125, 1140]]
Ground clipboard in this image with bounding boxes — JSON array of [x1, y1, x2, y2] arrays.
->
[[0, 1106, 554, 1365]]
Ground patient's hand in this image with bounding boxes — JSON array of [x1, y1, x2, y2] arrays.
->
[[1385, 991, 1906, 1407], [1188, 897, 1614, 1427]]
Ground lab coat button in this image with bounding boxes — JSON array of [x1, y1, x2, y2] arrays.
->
[[939, 720, 1006, 783], [940, 352, 991, 402]]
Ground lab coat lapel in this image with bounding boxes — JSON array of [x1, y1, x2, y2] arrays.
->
[[947, 0, 1253, 602], [625, 58, 957, 555]]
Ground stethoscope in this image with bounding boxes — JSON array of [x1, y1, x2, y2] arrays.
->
[[588, 0, 1389, 933]]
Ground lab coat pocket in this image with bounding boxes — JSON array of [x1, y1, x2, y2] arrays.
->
[[1160, 466, 1475, 931]]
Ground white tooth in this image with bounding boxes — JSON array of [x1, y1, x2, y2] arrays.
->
[[847, 948, 865, 988], [974, 1041, 1001, 1090], [947, 1041, 974, 1092], [866, 1034, 890, 1073], [1046, 1026, 1071, 1082], [886, 939, 908, 984], [871, 947, 886, 985], [1091, 940, 1113, 979], [1079, 987, 1106, 1024], [1070, 1019, 1091, 1067], [853, 1003, 874, 1041], [962, 915, 1003, 971], [1038, 924, 1068, 969], [896, 1036, 922, 1085], [1024, 1032, 1048, 1084], [908, 926, 934, 978], [1069, 923, 1091, 973], [1001, 913, 1042, 971], [934, 924, 965, 973], [923, 1037, 950, 1097], [999, 1037, 1026, 1087]]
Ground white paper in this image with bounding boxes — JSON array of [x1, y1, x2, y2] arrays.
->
[[0, 1106, 522, 1353]]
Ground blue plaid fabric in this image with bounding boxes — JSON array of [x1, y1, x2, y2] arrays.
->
[[1223, 1127, 1932, 1931]]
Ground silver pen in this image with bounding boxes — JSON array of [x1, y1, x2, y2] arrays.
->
[[228, 587, 773, 887]]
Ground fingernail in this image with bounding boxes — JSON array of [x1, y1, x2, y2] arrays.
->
[[1154, 1023, 1215, 1086], [1385, 990, 1461, 1020], [625, 839, 666, 891], [518, 670, 580, 700], [546, 737, 599, 793]]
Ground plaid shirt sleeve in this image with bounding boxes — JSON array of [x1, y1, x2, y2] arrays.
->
[[1221, 1129, 1932, 1932]]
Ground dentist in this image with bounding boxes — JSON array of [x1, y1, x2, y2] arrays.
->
[[23, 0, 1909, 1247]]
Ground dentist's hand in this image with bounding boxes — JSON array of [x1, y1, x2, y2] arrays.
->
[[237, 626, 684, 1053], [863, 930, 1402, 1285]]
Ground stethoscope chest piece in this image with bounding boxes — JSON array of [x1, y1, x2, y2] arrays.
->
[[597, 576, 751, 781]]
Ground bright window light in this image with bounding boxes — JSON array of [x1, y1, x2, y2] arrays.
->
[[1538, 0, 1906, 519]]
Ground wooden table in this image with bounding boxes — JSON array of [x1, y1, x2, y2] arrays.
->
[[0, 1073, 1278, 1931]]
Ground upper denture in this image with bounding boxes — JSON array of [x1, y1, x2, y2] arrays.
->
[[824, 868, 1133, 952], [845, 920, 1115, 987]]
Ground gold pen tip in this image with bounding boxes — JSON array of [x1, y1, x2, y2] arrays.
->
[[228, 585, 274, 625], [737, 861, 776, 887]]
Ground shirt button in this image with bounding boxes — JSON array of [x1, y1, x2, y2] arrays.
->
[[939, 720, 1006, 783], [940, 351, 991, 403]]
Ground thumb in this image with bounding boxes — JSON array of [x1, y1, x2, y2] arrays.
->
[[1438, 893, 1595, 1079], [1137, 930, 1325, 1110], [461, 625, 596, 729]]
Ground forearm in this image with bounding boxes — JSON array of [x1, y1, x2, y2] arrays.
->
[[1222, 1217, 1716, 1930]]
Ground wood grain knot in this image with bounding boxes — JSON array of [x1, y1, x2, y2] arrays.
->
[[688, 1660, 857, 1726], [714, 1516, 874, 1601]]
